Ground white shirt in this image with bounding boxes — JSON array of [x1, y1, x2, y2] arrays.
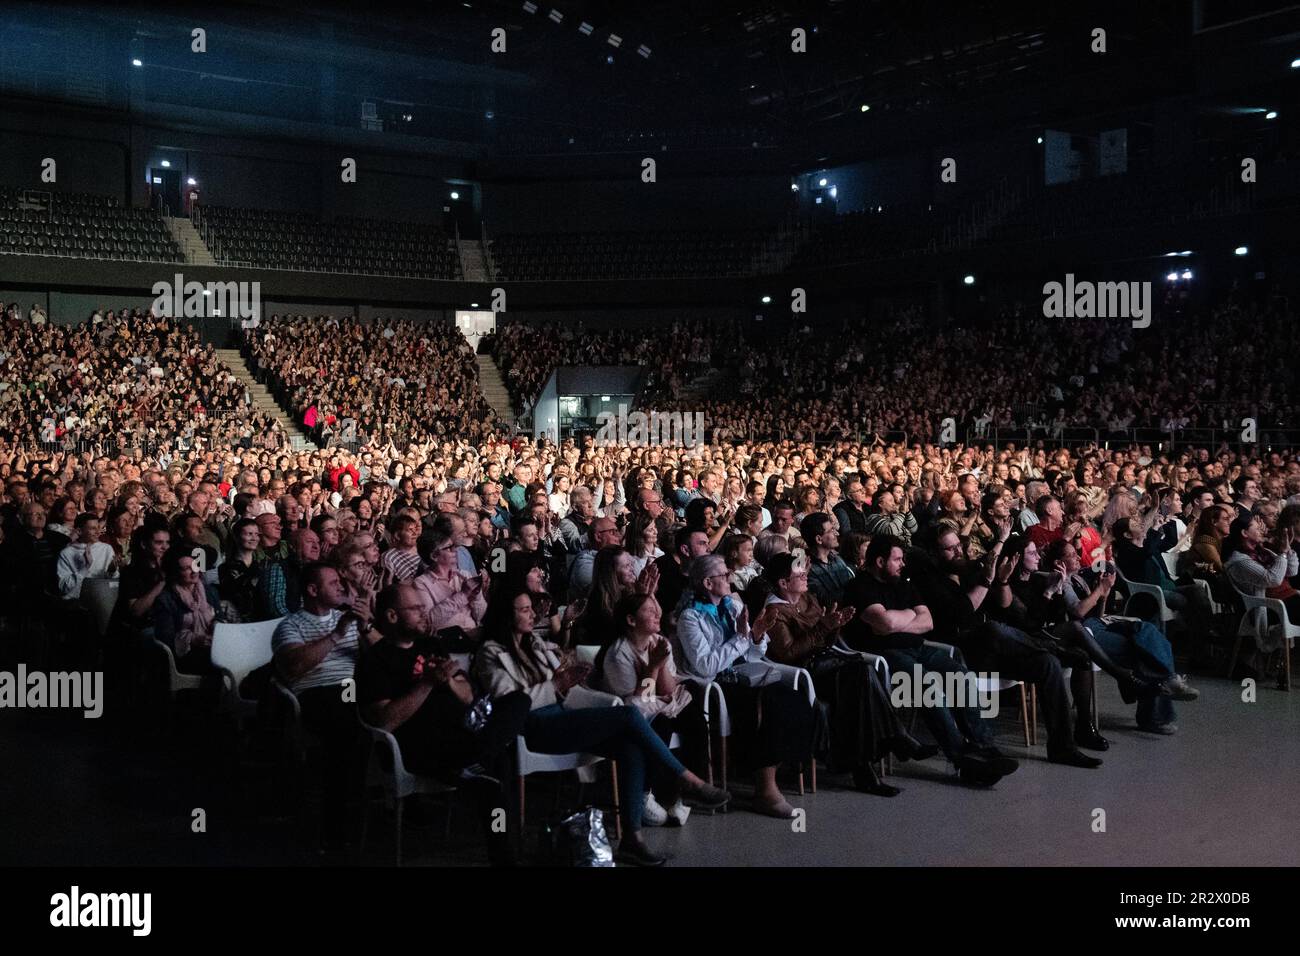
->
[[57, 541, 117, 599]]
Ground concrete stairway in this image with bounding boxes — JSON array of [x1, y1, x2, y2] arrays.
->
[[458, 238, 489, 281], [474, 352, 515, 424], [164, 216, 217, 266], [214, 348, 317, 450]]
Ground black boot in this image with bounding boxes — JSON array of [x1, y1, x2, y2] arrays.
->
[[1074, 720, 1110, 751], [852, 763, 902, 797]]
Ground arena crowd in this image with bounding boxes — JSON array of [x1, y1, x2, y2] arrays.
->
[[2, 302, 1298, 866]]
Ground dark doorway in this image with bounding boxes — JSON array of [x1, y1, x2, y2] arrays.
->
[[148, 167, 182, 216]]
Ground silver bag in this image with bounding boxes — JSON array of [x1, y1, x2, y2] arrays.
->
[[555, 807, 614, 867]]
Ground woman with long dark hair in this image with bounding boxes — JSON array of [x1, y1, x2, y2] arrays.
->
[[472, 584, 731, 866], [570, 546, 640, 648], [218, 517, 262, 622], [111, 525, 171, 641]]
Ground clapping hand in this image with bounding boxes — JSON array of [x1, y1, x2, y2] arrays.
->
[[995, 551, 1020, 583], [635, 561, 660, 597], [820, 602, 855, 631], [647, 635, 672, 667]]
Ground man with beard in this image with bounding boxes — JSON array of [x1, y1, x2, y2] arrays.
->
[[913, 523, 1103, 769], [841, 535, 1020, 788]]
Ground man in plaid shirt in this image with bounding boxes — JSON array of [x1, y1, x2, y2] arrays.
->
[[801, 512, 855, 608]]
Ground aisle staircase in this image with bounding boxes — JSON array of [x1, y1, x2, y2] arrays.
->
[[214, 348, 317, 450], [474, 352, 514, 424], [164, 215, 217, 265]]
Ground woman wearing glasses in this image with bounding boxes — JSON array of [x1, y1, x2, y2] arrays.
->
[[411, 527, 489, 638], [676, 554, 815, 819]]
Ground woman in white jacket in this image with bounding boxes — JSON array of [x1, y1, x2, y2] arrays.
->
[[675, 555, 815, 819]]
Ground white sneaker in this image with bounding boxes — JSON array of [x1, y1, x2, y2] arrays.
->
[[665, 799, 691, 827], [642, 791, 668, 827]]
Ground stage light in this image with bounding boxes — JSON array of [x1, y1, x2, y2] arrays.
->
[[450, 191, 460, 200], [131, 58, 143, 67], [1037, 136, 1043, 144], [1166, 272, 1179, 282], [1235, 246, 1248, 256], [1265, 111, 1278, 120], [186, 177, 196, 185], [160, 160, 170, 168], [484, 111, 494, 120], [1292, 58, 1300, 69], [761, 295, 772, 303], [578, 22, 593, 35], [860, 104, 870, 112], [1164, 252, 1179, 257], [152, 177, 161, 185], [548, 9, 562, 24], [818, 178, 827, 186], [963, 275, 975, 285], [814, 197, 823, 204], [637, 45, 651, 59], [471, 303, 479, 308], [829, 186, 837, 198], [1179, 250, 1193, 257], [608, 34, 622, 47], [1181, 269, 1193, 279], [522, 1, 537, 11], [606, 54, 614, 64], [790, 183, 798, 191]]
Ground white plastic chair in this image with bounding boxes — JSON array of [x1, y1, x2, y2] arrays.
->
[[1227, 580, 1296, 690], [515, 693, 621, 839], [357, 712, 457, 866], [924, 640, 1031, 747], [79, 578, 119, 639], [211, 617, 284, 722], [688, 645, 819, 794], [150, 639, 203, 700], [1114, 567, 1176, 632]]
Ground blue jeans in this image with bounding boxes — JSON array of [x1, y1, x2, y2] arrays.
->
[[1088, 620, 1176, 727], [524, 704, 686, 833], [880, 643, 994, 758]]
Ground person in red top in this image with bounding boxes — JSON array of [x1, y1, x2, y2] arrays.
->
[[1027, 494, 1065, 551], [327, 457, 360, 491]]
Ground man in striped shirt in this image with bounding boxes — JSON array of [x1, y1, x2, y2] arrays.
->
[[381, 513, 424, 581], [272, 561, 368, 849]]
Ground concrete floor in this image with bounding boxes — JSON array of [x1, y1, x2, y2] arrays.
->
[[2, 674, 1295, 867]]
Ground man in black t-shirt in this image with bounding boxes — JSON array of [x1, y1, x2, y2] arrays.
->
[[841, 535, 1019, 787], [357, 581, 530, 865]]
